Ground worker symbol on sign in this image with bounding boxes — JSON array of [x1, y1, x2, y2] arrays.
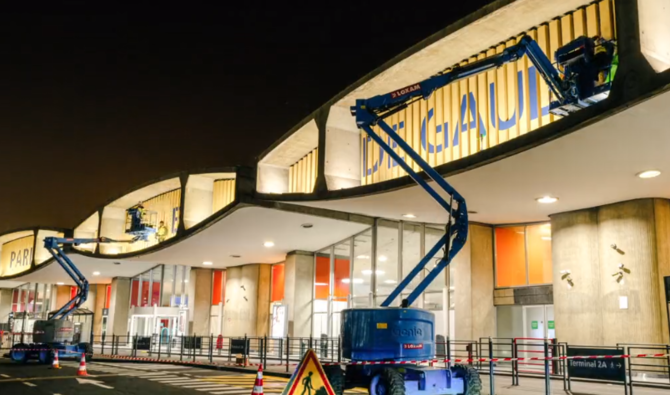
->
[[301, 372, 314, 395]]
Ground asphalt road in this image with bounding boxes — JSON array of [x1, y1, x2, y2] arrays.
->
[[0, 359, 368, 395]]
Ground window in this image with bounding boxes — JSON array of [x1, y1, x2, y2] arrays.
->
[[376, 219, 399, 305], [352, 230, 372, 307], [495, 223, 552, 288]]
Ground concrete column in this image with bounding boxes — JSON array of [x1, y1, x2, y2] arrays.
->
[[192, 268, 213, 335], [92, 284, 106, 337], [552, 198, 669, 345], [108, 278, 130, 336], [257, 164, 289, 194], [654, 199, 670, 344], [184, 175, 215, 229], [454, 224, 495, 340], [256, 265, 271, 336], [100, 207, 127, 254], [552, 208, 602, 345], [284, 251, 314, 337], [0, 288, 12, 324]]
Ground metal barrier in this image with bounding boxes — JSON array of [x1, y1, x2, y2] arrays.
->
[[3, 333, 670, 395]]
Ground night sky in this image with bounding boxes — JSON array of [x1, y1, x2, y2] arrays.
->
[[0, 1, 493, 233]]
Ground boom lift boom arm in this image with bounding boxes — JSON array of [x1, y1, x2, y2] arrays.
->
[[351, 34, 614, 307]]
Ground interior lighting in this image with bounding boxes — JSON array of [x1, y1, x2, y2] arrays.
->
[[362, 270, 385, 275], [263, 241, 275, 248], [356, 255, 370, 259], [92, 271, 101, 276], [384, 279, 398, 284], [203, 261, 213, 266], [536, 196, 558, 204], [378, 255, 388, 262], [56, 282, 64, 285], [314, 282, 328, 286], [542, 237, 552, 241], [342, 278, 364, 284], [402, 214, 416, 219], [637, 170, 661, 179]]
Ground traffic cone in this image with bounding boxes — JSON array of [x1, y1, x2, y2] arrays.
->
[[251, 364, 263, 395], [51, 350, 61, 369], [77, 353, 89, 376]]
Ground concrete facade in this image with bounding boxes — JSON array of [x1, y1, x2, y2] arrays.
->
[[223, 264, 272, 337], [192, 268, 213, 335], [552, 198, 670, 345], [92, 284, 106, 337], [284, 251, 314, 337]]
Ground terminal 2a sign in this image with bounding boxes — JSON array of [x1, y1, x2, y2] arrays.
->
[[0, 235, 35, 277]]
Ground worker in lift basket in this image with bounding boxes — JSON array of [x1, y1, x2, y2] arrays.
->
[[130, 203, 146, 231], [156, 221, 168, 242]]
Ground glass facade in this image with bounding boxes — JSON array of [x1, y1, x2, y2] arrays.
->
[[10, 282, 55, 333], [313, 220, 456, 338], [495, 223, 552, 288]]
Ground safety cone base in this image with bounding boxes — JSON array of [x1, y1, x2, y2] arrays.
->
[[251, 364, 263, 395], [51, 351, 61, 369], [77, 353, 89, 376]]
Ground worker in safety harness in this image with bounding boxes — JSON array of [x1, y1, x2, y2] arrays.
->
[[129, 202, 146, 232]]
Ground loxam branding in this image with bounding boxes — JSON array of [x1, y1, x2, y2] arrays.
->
[[390, 84, 421, 99], [392, 326, 423, 337], [363, 66, 552, 176]]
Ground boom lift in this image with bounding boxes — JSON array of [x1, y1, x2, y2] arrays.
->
[[329, 35, 615, 395], [9, 207, 153, 364]]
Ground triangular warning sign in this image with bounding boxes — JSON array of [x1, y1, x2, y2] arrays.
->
[[281, 349, 335, 395]]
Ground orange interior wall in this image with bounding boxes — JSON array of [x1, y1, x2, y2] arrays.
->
[[495, 227, 526, 287], [334, 258, 350, 298], [271, 264, 285, 302], [527, 224, 553, 284], [315, 256, 330, 299], [212, 271, 223, 305]]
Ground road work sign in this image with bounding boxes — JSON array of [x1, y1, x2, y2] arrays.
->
[[281, 349, 335, 395]]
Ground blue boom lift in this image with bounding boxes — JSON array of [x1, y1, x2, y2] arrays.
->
[[325, 35, 615, 395], [9, 207, 153, 364]]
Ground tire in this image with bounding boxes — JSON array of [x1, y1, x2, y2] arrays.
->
[[38, 345, 53, 365], [324, 365, 345, 395], [452, 364, 482, 395], [369, 368, 405, 395], [78, 342, 94, 361], [10, 343, 30, 364]]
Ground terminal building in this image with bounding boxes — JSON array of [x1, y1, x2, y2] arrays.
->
[[1, 0, 670, 349]]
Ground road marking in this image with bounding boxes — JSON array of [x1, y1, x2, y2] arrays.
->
[[24, 382, 37, 387], [156, 378, 194, 383], [0, 374, 10, 378], [77, 378, 114, 389], [0, 374, 118, 383], [147, 375, 186, 380], [181, 383, 237, 389]]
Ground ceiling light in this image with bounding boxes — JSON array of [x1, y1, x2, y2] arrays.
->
[[184, 279, 189, 283], [264, 241, 275, 248], [402, 214, 416, 219], [637, 170, 661, 179], [362, 270, 385, 275], [342, 278, 364, 284], [203, 261, 213, 266], [301, 223, 314, 229], [56, 282, 64, 285], [314, 282, 328, 286], [542, 236, 552, 241], [92, 271, 101, 276], [378, 255, 388, 262], [356, 255, 370, 259], [536, 196, 558, 204], [384, 279, 398, 284], [230, 255, 241, 258]]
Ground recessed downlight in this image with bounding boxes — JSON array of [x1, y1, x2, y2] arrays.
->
[[536, 196, 558, 204], [384, 279, 398, 284], [56, 282, 64, 285], [264, 241, 275, 248], [92, 271, 101, 276], [203, 261, 213, 266], [362, 269, 385, 275], [402, 214, 416, 219], [378, 255, 388, 262], [637, 170, 661, 179], [356, 255, 370, 259]]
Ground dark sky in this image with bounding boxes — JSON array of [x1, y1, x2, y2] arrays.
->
[[0, 1, 494, 233]]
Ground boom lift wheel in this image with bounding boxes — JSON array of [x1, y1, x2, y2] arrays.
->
[[369, 368, 405, 395], [10, 343, 30, 364], [324, 365, 345, 395], [38, 345, 53, 365], [452, 364, 482, 395]]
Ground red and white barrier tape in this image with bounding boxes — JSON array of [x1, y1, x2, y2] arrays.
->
[[89, 353, 670, 368]]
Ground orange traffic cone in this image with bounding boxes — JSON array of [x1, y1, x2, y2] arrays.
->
[[251, 364, 263, 395], [51, 350, 61, 369], [77, 353, 89, 376]]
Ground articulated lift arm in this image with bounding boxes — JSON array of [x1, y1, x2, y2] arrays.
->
[[45, 236, 139, 320], [351, 34, 614, 307]]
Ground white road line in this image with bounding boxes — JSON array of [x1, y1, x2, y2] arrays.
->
[[197, 387, 244, 392], [23, 382, 37, 387], [180, 383, 236, 389], [156, 378, 193, 383], [147, 376, 184, 380], [0, 374, 10, 378], [210, 390, 252, 395]]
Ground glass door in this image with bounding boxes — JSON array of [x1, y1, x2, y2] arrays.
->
[[522, 304, 555, 339]]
